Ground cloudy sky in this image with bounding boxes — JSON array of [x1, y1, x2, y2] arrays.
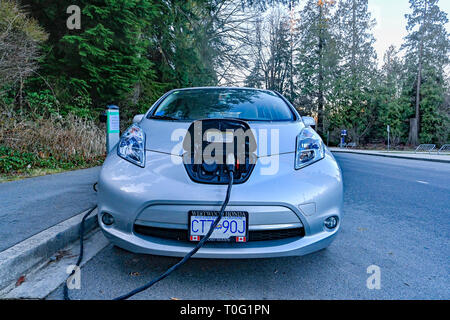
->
[[368, 0, 450, 62]]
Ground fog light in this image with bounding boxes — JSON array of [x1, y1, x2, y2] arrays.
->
[[102, 213, 115, 225], [324, 216, 338, 229]]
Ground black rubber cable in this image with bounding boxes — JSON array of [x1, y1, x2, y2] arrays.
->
[[63, 205, 98, 300], [64, 168, 234, 300]]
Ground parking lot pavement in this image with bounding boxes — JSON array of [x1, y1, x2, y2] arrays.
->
[[0, 167, 100, 252], [47, 154, 450, 300]]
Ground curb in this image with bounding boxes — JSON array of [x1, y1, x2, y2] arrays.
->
[[3, 229, 109, 299], [0, 208, 98, 293], [330, 149, 450, 164]]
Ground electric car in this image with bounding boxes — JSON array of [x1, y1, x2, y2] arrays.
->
[[97, 87, 343, 258]]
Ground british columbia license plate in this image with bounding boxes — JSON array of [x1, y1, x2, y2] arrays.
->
[[188, 210, 248, 242]]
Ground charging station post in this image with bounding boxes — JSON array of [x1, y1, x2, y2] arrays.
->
[[387, 125, 390, 152], [340, 129, 347, 148], [106, 105, 120, 153]]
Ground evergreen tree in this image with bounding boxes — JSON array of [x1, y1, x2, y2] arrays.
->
[[21, 0, 159, 111], [296, 0, 337, 135], [331, 0, 377, 145], [401, 0, 449, 145], [374, 46, 409, 146]]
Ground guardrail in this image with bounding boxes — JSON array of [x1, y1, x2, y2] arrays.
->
[[438, 144, 450, 155], [341, 142, 357, 149], [415, 144, 435, 154]]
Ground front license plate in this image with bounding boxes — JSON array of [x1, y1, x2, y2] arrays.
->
[[189, 210, 248, 242]]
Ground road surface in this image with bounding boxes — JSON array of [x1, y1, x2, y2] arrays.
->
[[0, 167, 100, 252], [46, 154, 450, 299]]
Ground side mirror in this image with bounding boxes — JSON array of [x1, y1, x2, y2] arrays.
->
[[133, 114, 144, 124], [302, 116, 316, 128]]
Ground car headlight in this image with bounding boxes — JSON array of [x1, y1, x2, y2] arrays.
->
[[117, 124, 146, 167], [295, 127, 325, 169]]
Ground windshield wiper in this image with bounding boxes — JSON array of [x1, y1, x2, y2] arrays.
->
[[224, 117, 270, 122], [149, 115, 180, 121]]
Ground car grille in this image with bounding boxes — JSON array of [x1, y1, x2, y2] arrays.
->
[[247, 228, 305, 241], [134, 225, 305, 242]]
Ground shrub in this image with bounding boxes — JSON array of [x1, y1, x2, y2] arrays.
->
[[0, 107, 105, 174]]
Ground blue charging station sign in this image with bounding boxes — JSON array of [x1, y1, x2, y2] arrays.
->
[[341, 129, 347, 136]]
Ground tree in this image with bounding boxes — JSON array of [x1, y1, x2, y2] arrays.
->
[[296, 0, 337, 135], [402, 0, 449, 145], [374, 46, 409, 146], [0, 0, 47, 107], [331, 0, 378, 145], [245, 6, 292, 94], [21, 0, 159, 112]]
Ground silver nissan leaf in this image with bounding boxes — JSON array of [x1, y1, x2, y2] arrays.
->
[[97, 87, 343, 258]]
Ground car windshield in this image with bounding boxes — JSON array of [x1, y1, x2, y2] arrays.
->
[[149, 88, 295, 121]]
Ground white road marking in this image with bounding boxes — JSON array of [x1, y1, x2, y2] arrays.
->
[[416, 180, 429, 184]]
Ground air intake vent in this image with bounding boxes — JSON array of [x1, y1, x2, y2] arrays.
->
[[134, 225, 305, 242]]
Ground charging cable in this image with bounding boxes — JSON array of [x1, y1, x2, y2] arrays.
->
[[64, 163, 235, 300]]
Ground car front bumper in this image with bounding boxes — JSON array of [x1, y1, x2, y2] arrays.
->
[[97, 148, 343, 258]]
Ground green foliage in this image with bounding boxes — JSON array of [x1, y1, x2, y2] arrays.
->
[[5, 0, 449, 150], [418, 67, 447, 143], [19, 0, 219, 118], [24, 90, 59, 116], [57, 0, 156, 106], [326, 0, 378, 144], [295, 0, 338, 134], [0, 145, 101, 174], [371, 46, 410, 145], [402, 0, 449, 144]]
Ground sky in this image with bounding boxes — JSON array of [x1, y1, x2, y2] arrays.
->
[[368, 0, 450, 63]]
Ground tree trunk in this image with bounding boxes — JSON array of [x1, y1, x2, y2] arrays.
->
[[409, 0, 428, 146], [411, 62, 422, 145], [317, 5, 324, 135], [408, 118, 419, 146]]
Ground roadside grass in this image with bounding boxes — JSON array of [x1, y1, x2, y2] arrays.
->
[[0, 145, 104, 183], [0, 107, 106, 183]]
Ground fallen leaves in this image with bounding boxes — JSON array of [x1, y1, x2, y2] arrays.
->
[[15, 275, 26, 287]]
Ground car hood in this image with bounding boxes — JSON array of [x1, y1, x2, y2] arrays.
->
[[140, 119, 305, 157]]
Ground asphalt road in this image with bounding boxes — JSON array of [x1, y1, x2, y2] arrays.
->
[[0, 167, 100, 252], [48, 154, 449, 300]]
